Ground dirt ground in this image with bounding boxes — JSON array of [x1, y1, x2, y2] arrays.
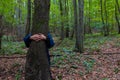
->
[[0, 52, 120, 80], [0, 39, 120, 80]]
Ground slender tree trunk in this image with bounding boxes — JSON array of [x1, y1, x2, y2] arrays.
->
[[100, 0, 107, 36], [25, 0, 51, 80], [0, 15, 3, 49], [17, 0, 23, 40], [104, 0, 109, 36], [115, 0, 120, 34], [85, 0, 92, 34], [88, 0, 92, 34], [59, 0, 64, 40], [115, 4, 120, 34], [77, 0, 84, 53], [25, 0, 32, 35], [65, 0, 69, 38], [116, 0, 120, 13], [73, 0, 78, 51]]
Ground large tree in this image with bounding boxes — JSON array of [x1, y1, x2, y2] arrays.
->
[[25, 0, 51, 80]]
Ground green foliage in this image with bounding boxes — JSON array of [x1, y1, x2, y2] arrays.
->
[[83, 58, 95, 73], [102, 78, 109, 80], [2, 35, 16, 41], [114, 67, 119, 74], [15, 71, 21, 80], [0, 0, 119, 33], [0, 0, 27, 26], [0, 41, 26, 55]]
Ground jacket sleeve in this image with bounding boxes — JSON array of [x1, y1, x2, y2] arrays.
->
[[23, 34, 32, 48], [46, 33, 55, 49]]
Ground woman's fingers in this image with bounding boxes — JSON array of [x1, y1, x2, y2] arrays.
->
[[30, 33, 46, 41], [40, 34, 46, 40]]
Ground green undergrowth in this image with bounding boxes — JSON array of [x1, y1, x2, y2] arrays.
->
[[0, 41, 26, 55], [1, 33, 120, 56], [52, 34, 120, 55]]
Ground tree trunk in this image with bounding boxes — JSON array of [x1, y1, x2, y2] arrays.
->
[[115, 4, 120, 34], [65, 0, 69, 38], [77, 0, 84, 53], [25, 0, 51, 80], [104, 0, 109, 36], [0, 15, 3, 49], [73, 0, 78, 51], [59, 0, 64, 40], [25, 0, 32, 35], [88, 0, 92, 34], [116, 0, 120, 13], [17, 0, 23, 40], [115, 0, 120, 34], [100, 0, 107, 36]]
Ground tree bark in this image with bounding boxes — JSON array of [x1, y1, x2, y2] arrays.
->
[[25, 0, 32, 35], [65, 0, 69, 38], [77, 0, 84, 53], [59, 0, 64, 40], [115, 4, 120, 34], [100, 0, 107, 36], [116, 0, 120, 13], [73, 0, 78, 51], [25, 0, 51, 80], [104, 0, 109, 36], [0, 15, 3, 49], [88, 0, 92, 34], [115, 0, 120, 34]]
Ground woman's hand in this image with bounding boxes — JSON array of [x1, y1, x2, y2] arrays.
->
[[30, 33, 46, 41]]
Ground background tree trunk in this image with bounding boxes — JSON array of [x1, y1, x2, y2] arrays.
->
[[25, 0, 51, 80], [116, 0, 120, 13], [100, 0, 106, 36], [104, 0, 109, 36], [65, 0, 69, 38], [25, 0, 32, 35], [77, 0, 84, 53], [73, 0, 78, 51], [115, 0, 120, 34], [88, 0, 92, 34], [0, 15, 3, 49], [59, 0, 64, 40]]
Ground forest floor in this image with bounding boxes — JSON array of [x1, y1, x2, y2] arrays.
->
[[0, 34, 120, 80]]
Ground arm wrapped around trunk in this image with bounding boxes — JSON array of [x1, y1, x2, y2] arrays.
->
[[23, 33, 55, 48], [23, 34, 32, 47], [46, 33, 55, 49]]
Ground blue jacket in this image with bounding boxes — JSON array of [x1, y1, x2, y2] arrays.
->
[[23, 33, 55, 49], [24, 33, 54, 65]]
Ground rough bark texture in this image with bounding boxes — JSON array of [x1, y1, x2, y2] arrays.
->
[[25, 0, 51, 80], [77, 0, 84, 53]]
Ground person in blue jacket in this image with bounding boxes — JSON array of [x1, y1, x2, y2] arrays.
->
[[23, 33, 55, 64]]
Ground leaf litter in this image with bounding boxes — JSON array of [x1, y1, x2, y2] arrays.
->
[[0, 37, 120, 80]]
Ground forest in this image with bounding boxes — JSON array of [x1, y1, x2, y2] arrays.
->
[[0, 0, 120, 80]]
